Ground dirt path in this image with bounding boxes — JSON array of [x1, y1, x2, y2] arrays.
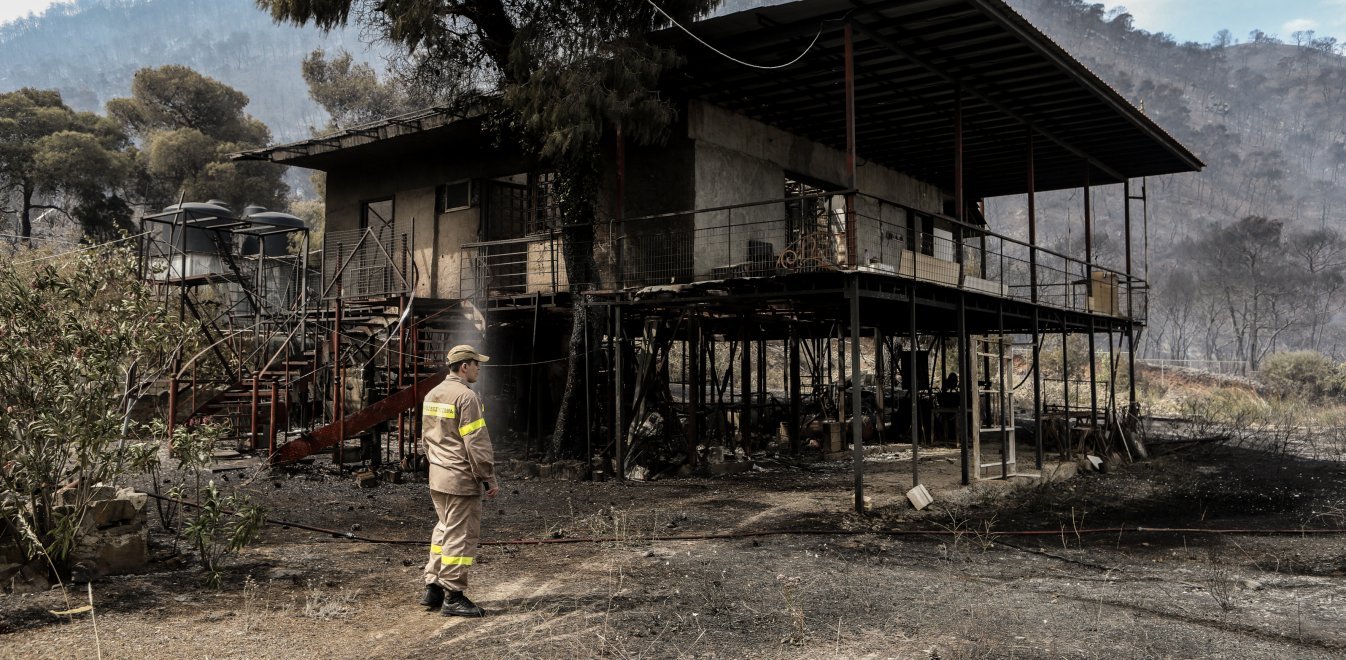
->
[[3, 445, 1345, 659]]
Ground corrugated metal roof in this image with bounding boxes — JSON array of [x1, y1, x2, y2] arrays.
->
[[657, 0, 1203, 196], [239, 0, 1202, 197]]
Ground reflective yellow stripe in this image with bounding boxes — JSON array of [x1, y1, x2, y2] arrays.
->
[[441, 556, 474, 566], [459, 417, 486, 436], [424, 402, 457, 419], [430, 544, 443, 554]]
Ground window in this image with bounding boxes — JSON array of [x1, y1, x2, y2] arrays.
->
[[361, 198, 394, 229], [436, 180, 473, 213]]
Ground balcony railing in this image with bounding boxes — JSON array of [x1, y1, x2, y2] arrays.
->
[[323, 227, 412, 300], [456, 192, 1148, 322], [460, 232, 577, 299]]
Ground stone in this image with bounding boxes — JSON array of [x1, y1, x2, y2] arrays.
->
[[906, 484, 934, 511], [73, 522, 148, 577], [355, 470, 380, 488], [5, 560, 50, 594], [58, 484, 116, 506], [706, 460, 753, 477]]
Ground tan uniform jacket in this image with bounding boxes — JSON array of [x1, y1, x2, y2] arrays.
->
[[422, 374, 495, 495]]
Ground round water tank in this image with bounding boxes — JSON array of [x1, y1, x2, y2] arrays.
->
[[240, 207, 307, 256], [159, 201, 237, 253]]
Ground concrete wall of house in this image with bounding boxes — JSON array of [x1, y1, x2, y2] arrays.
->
[[686, 100, 945, 277], [323, 141, 528, 300], [615, 125, 698, 285]]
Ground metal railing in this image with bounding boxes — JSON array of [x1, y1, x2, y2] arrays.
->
[[454, 191, 1148, 322], [323, 227, 411, 299], [460, 232, 573, 299]]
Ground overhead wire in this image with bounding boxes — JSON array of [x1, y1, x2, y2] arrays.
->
[[646, 0, 837, 70], [10, 231, 149, 266]]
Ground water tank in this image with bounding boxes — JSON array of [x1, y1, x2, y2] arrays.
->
[[159, 200, 237, 252], [155, 201, 238, 280], [240, 206, 307, 256]]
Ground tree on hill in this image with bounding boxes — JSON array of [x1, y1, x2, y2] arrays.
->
[[0, 88, 132, 241], [108, 65, 288, 212], [261, 0, 719, 458], [302, 48, 412, 131]]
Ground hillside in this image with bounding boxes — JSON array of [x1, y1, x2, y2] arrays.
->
[[0, 0, 383, 141]]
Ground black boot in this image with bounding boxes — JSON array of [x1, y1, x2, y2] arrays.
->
[[420, 583, 445, 609], [440, 590, 485, 617]]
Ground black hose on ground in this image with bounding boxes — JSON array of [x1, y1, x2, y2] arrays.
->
[[143, 491, 1346, 547]]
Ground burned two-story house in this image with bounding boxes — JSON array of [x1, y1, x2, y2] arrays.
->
[[155, 0, 1200, 498]]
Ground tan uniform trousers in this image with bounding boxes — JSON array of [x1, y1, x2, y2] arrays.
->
[[423, 490, 482, 591]]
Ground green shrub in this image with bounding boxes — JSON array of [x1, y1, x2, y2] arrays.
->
[[1259, 351, 1343, 399]]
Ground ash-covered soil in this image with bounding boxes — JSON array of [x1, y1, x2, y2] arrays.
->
[[2, 441, 1345, 659]]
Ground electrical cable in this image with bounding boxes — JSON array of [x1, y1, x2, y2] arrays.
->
[[144, 491, 1346, 547], [11, 232, 149, 266], [646, 0, 834, 70]]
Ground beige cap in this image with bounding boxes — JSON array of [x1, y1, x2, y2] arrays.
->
[[446, 344, 490, 364]]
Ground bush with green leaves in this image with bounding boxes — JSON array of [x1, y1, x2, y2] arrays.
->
[[1258, 351, 1346, 400], [0, 244, 189, 573], [182, 481, 266, 588]]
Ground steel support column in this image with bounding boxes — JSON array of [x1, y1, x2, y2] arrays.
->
[[739, 320, 751, 457], [1028, 128, 1044, 469], [788, 323, 802, 455], [843, 21, 858, 266], [849, 276, 865, 513], [614, 306, 625, 480], [1124, 178, 1138, 408], [909, 282, 920, 486], [957, 293, 971, 485]]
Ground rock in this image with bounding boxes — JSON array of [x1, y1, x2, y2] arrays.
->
[[706, 460, 753, 477], [6, 560, 50, 594], [355, 471, 380, 488], [1240, 578, 1264, 591], [906, 484, 934, 511], [74, 522, 147, 576]]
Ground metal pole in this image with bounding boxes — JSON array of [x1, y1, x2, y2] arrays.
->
[[687, 313, 701, 464], [333, 290, 344, 468], [998, 303, 1008, 479], [788, 323, 801, 455], [957, 293, 971, 485], [1029, 128, 1044, 469], [167, 376, 178, 447], [849, 276, 865, 513], [873, 327, 885, 449], [269, 380, 279, 455], [1089, 315, 1099, 436], [583, 303, 593, 475], [1124, 178, 1138, 407], [844, 21, 858, 266], [909, 282, 920, 487], [249, 377, 260, 452], [955, 86, 964, 225], [739, 321, 751, 457], [614, 305, 625, 480]]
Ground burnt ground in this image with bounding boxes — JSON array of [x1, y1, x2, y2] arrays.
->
[[2, 440, 1345, 659]]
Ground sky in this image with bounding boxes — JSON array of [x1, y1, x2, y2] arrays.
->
[[1110, 0, 1346, 45], [0, 0, 1343, 46]]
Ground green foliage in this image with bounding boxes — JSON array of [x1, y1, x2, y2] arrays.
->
[[302, 49, 411, 130], [181, 480, 266, 589], [108, 65, 268, 144], [1258, 351, 1346, 399], [108, 65, 287, 211], [0, 244, 190, 568], [0, 88, 132, 240]]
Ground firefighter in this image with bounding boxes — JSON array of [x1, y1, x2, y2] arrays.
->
[[419, 344, 499, 617]]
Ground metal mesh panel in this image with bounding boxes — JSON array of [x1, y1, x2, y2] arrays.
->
[[323, 228, 410, 299]]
